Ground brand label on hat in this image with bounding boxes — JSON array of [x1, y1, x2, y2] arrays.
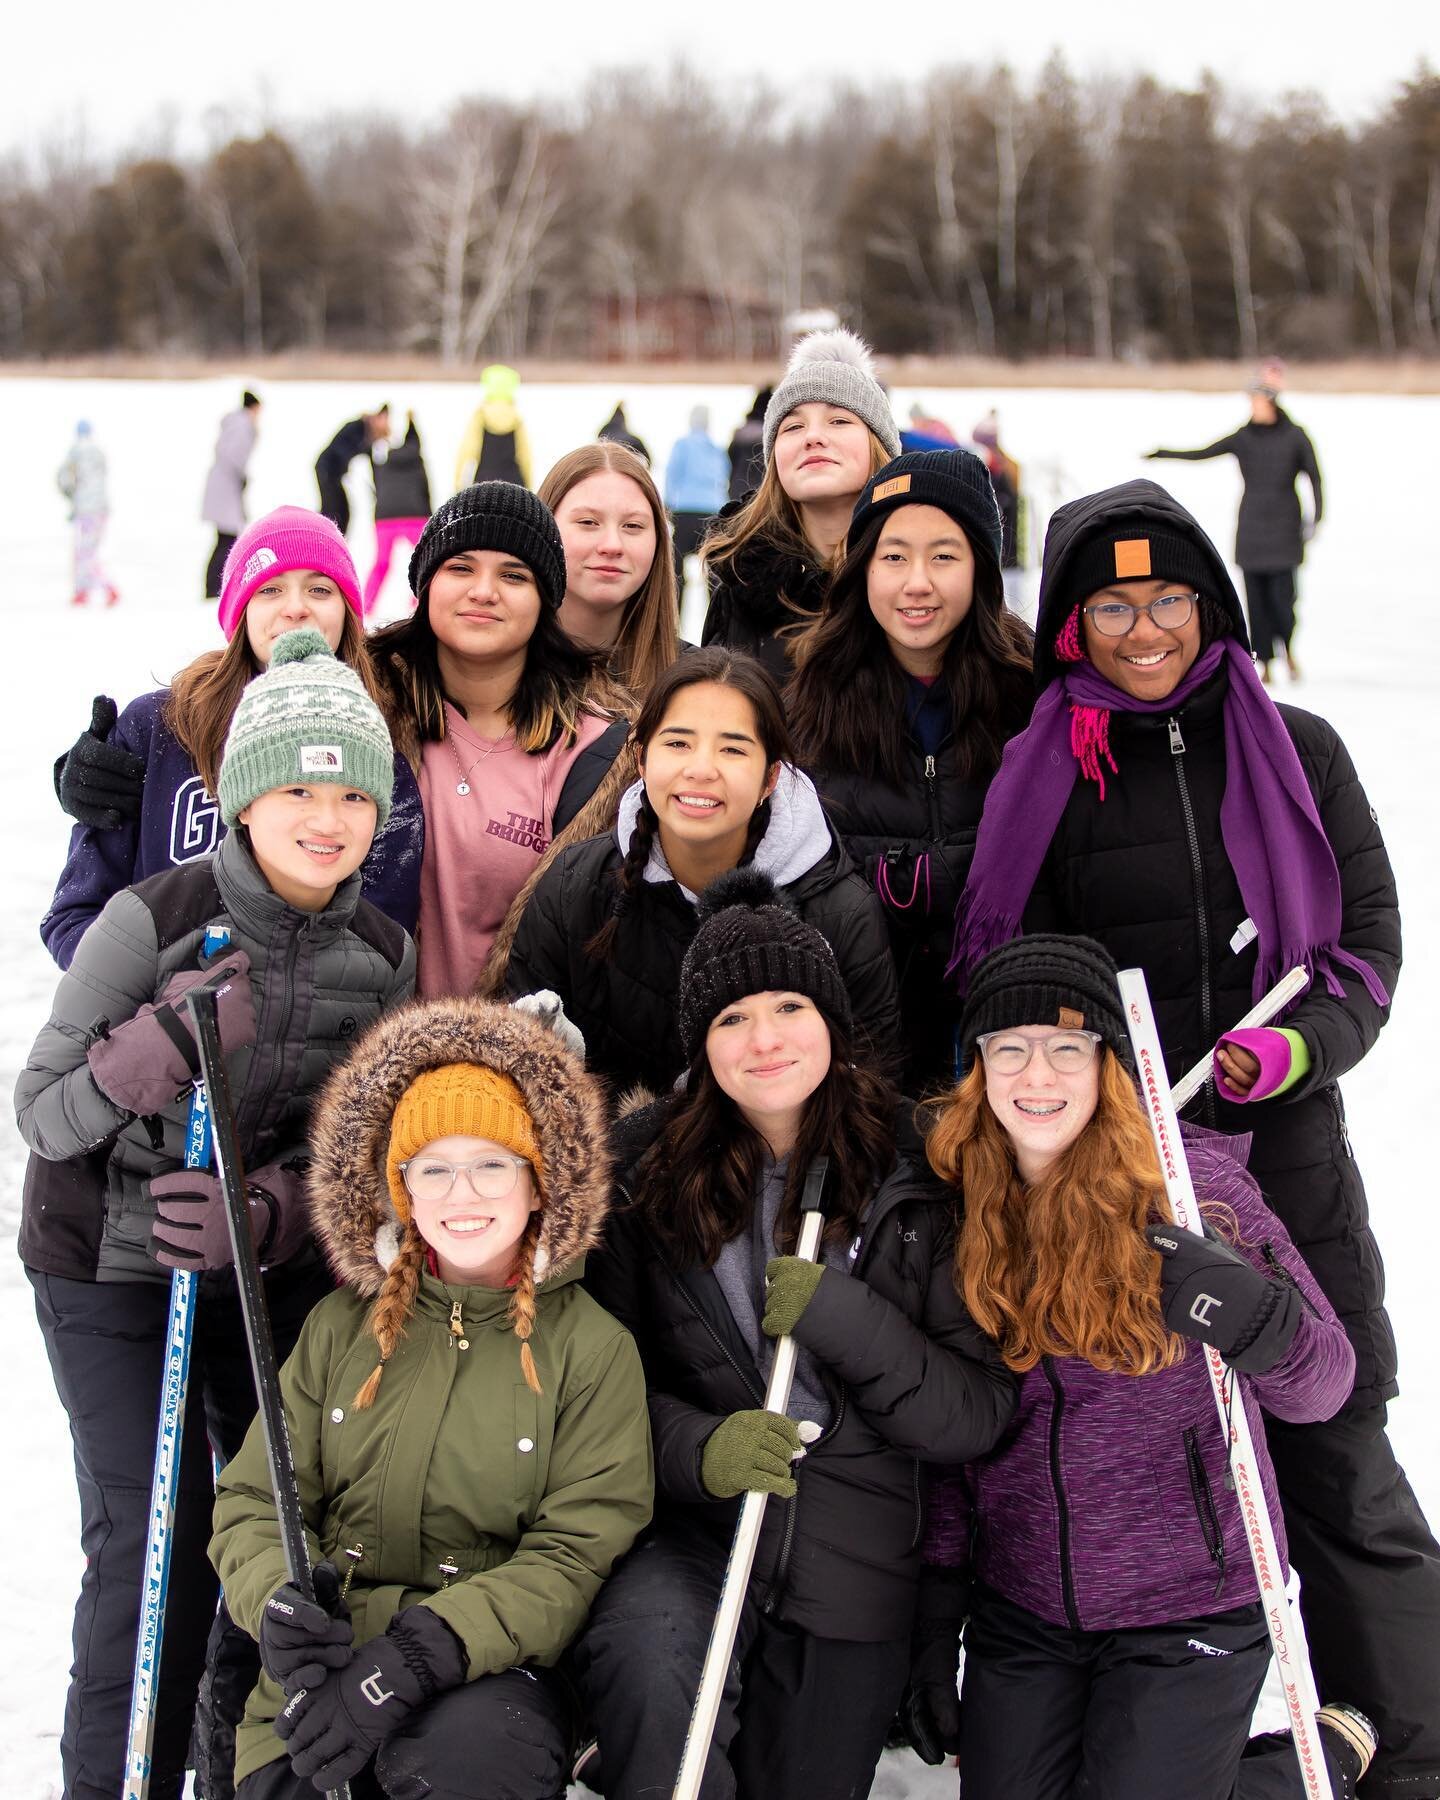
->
[[241, 546, 279, 585], [299, 745, 344, 772], [1057, 1006, 1085, 1029], [872, 473, 913, 501], [1113, 539, 1152, 578]]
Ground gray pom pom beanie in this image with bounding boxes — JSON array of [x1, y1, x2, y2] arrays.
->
[[762, 328, 901, 464]]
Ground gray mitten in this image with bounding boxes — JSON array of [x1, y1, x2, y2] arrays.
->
[[87, 952, 255, 1116]]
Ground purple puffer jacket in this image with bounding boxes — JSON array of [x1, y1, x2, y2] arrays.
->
[[924, 1126, 1354, 1632]]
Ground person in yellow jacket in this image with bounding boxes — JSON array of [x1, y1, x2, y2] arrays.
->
[[454, 364, 534, 491]]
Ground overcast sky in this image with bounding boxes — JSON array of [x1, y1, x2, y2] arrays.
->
[[9, 0, 1436, 158]]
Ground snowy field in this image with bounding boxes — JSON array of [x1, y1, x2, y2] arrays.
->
[[0, 374, 1435, 1796]]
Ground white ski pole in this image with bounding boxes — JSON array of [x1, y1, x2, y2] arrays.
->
[[672, 1156, 829, 1800], [1120, 967, 1333, 1800], [1169, 967, 1310, 1112]]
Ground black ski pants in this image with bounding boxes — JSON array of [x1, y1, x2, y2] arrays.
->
[[1267, 1401, 1440, 1796], [569, 1528, 909, 1800], [234, 1665, 578, 1800], [315, 469, 350, 534], [1242, 567, 1298, 663], [30, 1260, 330, 1800], [205, 532, 238, 600], [958, 1584, 1362, 1800], [670, 510, 713, 574]]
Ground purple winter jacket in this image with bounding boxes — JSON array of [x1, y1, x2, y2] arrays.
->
[[924, 1127, 1354, 1632]]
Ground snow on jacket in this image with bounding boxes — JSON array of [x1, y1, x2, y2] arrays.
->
[[700, 517, 828, 688], [664, 429, 729, 514], [56, 439, 108, 516], [504, 765, 901, 1093], [201, 408, 258, 535], [586, 1100, 1015, 1642], [41, 688, 424, 968], [1017, 479, 1401, 1406], [1150, 409, 1323, 571], [923, 1127, 1353, 1633], [15, 826, 416, 1284], [210, 996, 652, 1787], [372, 417, 432, 520]]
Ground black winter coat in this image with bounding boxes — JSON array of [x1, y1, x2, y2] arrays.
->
[[1151, 410, 1323, 572], [700, 521, 828, 688], [372, 419, 432, 520], [504, 825, 901, 1095], [314, 417, 371, 483], [585, 1106, 1016, 1641]]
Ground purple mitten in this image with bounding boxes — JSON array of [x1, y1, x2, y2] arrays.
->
[[1213, 1027, 1292, 1104], [86, 953, 255, 1116], [150, 1159, 312, 1270]]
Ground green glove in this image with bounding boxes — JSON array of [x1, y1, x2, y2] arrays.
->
[[762, 1256, 826, 1339], [701, 1409, 804, 1500]]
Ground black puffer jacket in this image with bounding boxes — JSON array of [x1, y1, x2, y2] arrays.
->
[[372, 418, 431, 520], [701, 518, 828, 688], [585, 1105, 1016, 1641], [1024, 485, 1400, 1405], [1150, 408, 1323, 571]]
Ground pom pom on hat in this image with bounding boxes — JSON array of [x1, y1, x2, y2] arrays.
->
[[763, 327, 901, 464], [783, 326, 880, 378]]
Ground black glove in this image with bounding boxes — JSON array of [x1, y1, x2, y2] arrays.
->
[[259, 1562, 353, 1693], [55, 696, 146, 829], [275, 1605, 465, 1790], [1146, 1223, 1303, 1374], [896, 1566, 966, 1764]]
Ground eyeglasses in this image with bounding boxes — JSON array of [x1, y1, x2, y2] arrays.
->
[[399, 1154, 531, 1204], [1083, 592, 1198, 637], [976, 1030, 1103, 1075]]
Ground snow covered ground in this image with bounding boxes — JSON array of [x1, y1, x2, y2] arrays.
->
[[0, 374, 1434, 1796]]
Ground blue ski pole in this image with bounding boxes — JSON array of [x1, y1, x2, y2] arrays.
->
[[122, 925, 231, 1800]]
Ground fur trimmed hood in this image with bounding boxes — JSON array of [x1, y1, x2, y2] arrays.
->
[[307, 996, 612, 1297]]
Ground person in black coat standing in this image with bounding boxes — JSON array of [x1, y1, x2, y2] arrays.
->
[[788, 448, 1033, 1088], [1147, 369, 1322, 684], [952, 477, 1439, 1796], [362, 411, 433, 616], [314, 404, 390, 534], [571, 869, 1015, 1800]]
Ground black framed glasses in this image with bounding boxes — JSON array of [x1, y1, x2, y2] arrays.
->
[[1083, 591, 1198, 637], [976, 1030, 1104, 1075]]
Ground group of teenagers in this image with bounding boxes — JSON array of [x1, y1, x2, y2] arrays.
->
[[15, 328, 1437, 1800]]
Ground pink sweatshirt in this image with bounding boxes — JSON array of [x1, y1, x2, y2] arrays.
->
[[417, 702, 614, 998]]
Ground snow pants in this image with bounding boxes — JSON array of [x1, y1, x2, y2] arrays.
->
[[958, 1584, 1363, 1799], [233, 1666, 578, 1800], [72, 510, 111, 597], [206, 531, 237, 600], [1267, 1402, 1440, 1795], [569, 1528, 909, 1800], [364, 516, 427, 615], [316, 470, 350, 534], [670, 510, 713, 574], [1242, 567, 1298, 663], [29, 1259, 331, 1800]]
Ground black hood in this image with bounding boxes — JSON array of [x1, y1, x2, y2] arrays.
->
[[1033, 479, 1248, 689]]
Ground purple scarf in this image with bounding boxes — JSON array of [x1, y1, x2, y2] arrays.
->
[[950, 637, 1389, 1010]]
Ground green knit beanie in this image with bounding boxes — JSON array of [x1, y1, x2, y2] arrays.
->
[[217, 627, 395, 827]]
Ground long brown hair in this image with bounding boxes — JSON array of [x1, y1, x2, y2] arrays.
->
[[633, 1013, 898, 1269], [165, 609, 382, 795], [539, 442, 679, 697], [927, 1051, 1186, 1375]]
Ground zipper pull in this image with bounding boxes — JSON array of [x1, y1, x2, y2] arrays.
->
[[1167, 718, 1185, 756], [339, 1542, 364, 1599], [924, 754, 937, 782], [437, 1556, 460, 1589], [449, 1300, 469, 1351]]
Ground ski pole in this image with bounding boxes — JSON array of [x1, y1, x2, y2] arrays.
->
[[123, 925, 230, 1800], [672, 1156, 830, 1800], [186, 986, 351, 1800], [1169, 967, 1310, 1112], [1120, 967, 1334, 1800]]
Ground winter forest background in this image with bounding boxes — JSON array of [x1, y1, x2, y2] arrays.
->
[[4, 59, 1440, 367]]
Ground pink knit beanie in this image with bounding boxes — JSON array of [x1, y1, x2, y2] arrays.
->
[[217, 506, 363, 641]]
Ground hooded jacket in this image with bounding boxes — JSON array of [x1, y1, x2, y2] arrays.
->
[[1150, 408, 1323, 571], [503, 766, 901, 1093], [372, 417, 432, 521], [16, 827, 416, 1283], [700, 520, 828, 687], [209, 997, 653, 1787], [586, 1101, 1016, 1642], [924, 1129, 1353, 1632], [1017, 480, 1401, 1404]]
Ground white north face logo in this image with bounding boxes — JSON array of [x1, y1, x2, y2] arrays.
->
[[242, 546, 279, 584]]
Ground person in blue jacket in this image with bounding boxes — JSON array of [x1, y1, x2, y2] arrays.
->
[[664, 404, 730, 575], [43, 507, 424, 967]]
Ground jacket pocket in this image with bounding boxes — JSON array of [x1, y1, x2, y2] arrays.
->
[[1182, 1426, 1227, 1601]]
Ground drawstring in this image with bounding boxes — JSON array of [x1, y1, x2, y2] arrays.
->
[[877, 851, 932, 913]]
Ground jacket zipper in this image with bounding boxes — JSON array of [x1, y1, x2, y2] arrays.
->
[[1041, 1358, 1081, 1630], [235, 911, 302, 1149], [923, 754, 941, 840], [1183, 1425, 1227, 1600], [1261, 1242, 1319, 1317], [1168, 717, 1216, 1126], [338, 1541, 364, 1600]]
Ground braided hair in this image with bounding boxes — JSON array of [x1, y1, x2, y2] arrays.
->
[[353, 1222, 427, 1409], [509, 1212, 544, 1396]]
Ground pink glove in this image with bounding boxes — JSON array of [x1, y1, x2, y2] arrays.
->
[[149, 1158, 313, 1271], [86, 952, 255, 1117], [1213, 1027, 1293, 1104]]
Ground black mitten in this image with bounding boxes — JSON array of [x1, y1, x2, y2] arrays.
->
[[56, 696, 146, 829]]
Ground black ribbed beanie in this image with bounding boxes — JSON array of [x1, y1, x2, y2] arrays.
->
[[408, 481, 567, 610], [847, 448, 1004, 570], [958, 935, 1132, 1075]]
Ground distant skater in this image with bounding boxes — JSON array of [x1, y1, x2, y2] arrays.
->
[[57, 421, 118, 608], [364, 411, 433, 616], [315, 404, 390, 534], [201, 390, 261, 599]]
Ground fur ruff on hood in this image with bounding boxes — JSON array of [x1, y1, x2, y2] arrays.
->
[[307, 996, 612, 1297]]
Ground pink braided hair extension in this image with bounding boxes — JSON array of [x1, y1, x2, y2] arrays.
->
[[1069, 704, 1118, 800], [1054, 603, 1084, 663]]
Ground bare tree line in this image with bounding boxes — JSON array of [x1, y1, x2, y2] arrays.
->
[[1, 57, 1436, 363]]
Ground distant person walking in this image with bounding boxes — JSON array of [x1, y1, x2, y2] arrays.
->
[[1146, 362, 1322, 685], [57, 420, 118, 608], [973, 408, 1027, 608], [664, 404, 729, 573], [727, 386, 771, 501], [315, 404, 390, 534], [201, 390, 261, 599], [364, 411, 433, 616], [598, 401, 650, 465], [906, 400, 959, 446], [454, 363, 532, 491]]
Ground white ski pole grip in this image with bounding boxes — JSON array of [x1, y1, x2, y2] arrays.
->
[[1120, 968, 1333, 1800], [1169, 966, 1309, 1113], [672, 1155, 830, 1800]]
